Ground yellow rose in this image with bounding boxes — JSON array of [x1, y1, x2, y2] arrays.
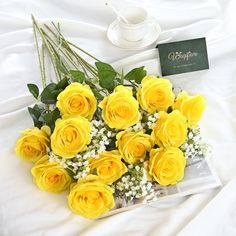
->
[[149, 147, 186, 185], [137, 76, 175, 113], [68, 175, 115, 219], [15, 126, 50, 162], [51, 115, 91, 159], [151, 110, 187, 147], [56, 83, 97, 120], [31, 155, 72, 193], [89, 151, 127, 184], [116, 131, 153, 164], [98, 85, 140, 129], [172, 91, 206, 127]]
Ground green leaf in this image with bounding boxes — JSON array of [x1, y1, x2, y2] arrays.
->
[[91, 89, 104, 100], [70, 70, 85, 83], [44, 108, 61, 131], [57, 77, 69, 90], [95, 62, 117, 91], [98, 70, 116, 90], [44, 108, 60, 124], [27, 83, 39, 99], [37, 108, 61, 131], [124, 66, 147, 84], [28, 104, 44, 128], [40, 83, 61, 104], [95, 61, 116, 72]]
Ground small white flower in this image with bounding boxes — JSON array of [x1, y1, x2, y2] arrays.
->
[[135, 166, 140, 171], [83, 160, 89, 165], [122, 177, 127, 182], [82, 172, 87, 178], [188, 132, 193, 139]]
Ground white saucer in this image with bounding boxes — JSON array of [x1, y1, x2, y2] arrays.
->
[[107, 18, 161, 50]]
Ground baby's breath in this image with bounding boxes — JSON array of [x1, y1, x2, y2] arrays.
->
[[111, 163, 153, 201], [180, 127, 209, 158]]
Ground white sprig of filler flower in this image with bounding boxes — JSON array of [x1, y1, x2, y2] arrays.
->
[[112, 164, 154, 202], [124, 111, 159, 133], [180, 127, 209, 159], [146, 112, 159, 129]]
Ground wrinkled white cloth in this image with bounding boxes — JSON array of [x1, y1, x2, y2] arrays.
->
[[0, 0, 236, 235]]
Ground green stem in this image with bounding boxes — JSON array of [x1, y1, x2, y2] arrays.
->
[[42, 30, 81, 70], [32, 17, 61, 81], [129, 80, 138, 88], [42, 29, 103, 95], [32, 16, 104, 98], [32, 16, 46, 87], [41, 42, 46, 87], [45, 23, 98, 75], [51, 22, 101, 62]]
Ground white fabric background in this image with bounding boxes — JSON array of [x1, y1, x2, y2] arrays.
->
[[0, 0, 236, 235]]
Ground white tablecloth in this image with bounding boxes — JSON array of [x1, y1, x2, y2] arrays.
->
[[1, 0, 236, 235]]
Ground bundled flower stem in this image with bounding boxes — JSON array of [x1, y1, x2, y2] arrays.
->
[[15, 16, 208, 219]]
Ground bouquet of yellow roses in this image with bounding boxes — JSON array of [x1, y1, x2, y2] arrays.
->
[[15, 17, 207, 219]]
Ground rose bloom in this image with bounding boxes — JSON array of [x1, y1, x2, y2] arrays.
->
[[149, 147, 186, 185], [68, 175, 114, 219], [31, 155, 72, 193], [56, 83, 97, 120], [15, 126, 50, 162], [89, 151, 127, 184], [51, 115, 91, 159], [137, 76, 175, 113], [172, 91, 206, 127], [151, 110, 187, 148], [98, 85, 140, 129], [116, 131, 153, 164]]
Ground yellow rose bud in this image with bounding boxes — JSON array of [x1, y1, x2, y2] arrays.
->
[[149, 147, 186, 185], [116, 131, 153, 164], [172, 91, 206, 127], [56, 83, 97, 120], [151, 110, 187, 147], [31, 155, 72, 193], [15, 127, 50, 162], [98, 85, 141, 129], [51, 115, 91, 159], [137, 76, 175, 113], [68, 175, 115, 219], [89, 150, 127, 184]]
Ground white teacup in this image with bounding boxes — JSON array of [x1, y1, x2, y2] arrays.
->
[[117, 6, 148, 42]]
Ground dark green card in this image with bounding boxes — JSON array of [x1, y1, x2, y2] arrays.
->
[[157, 38, 209, 76]]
